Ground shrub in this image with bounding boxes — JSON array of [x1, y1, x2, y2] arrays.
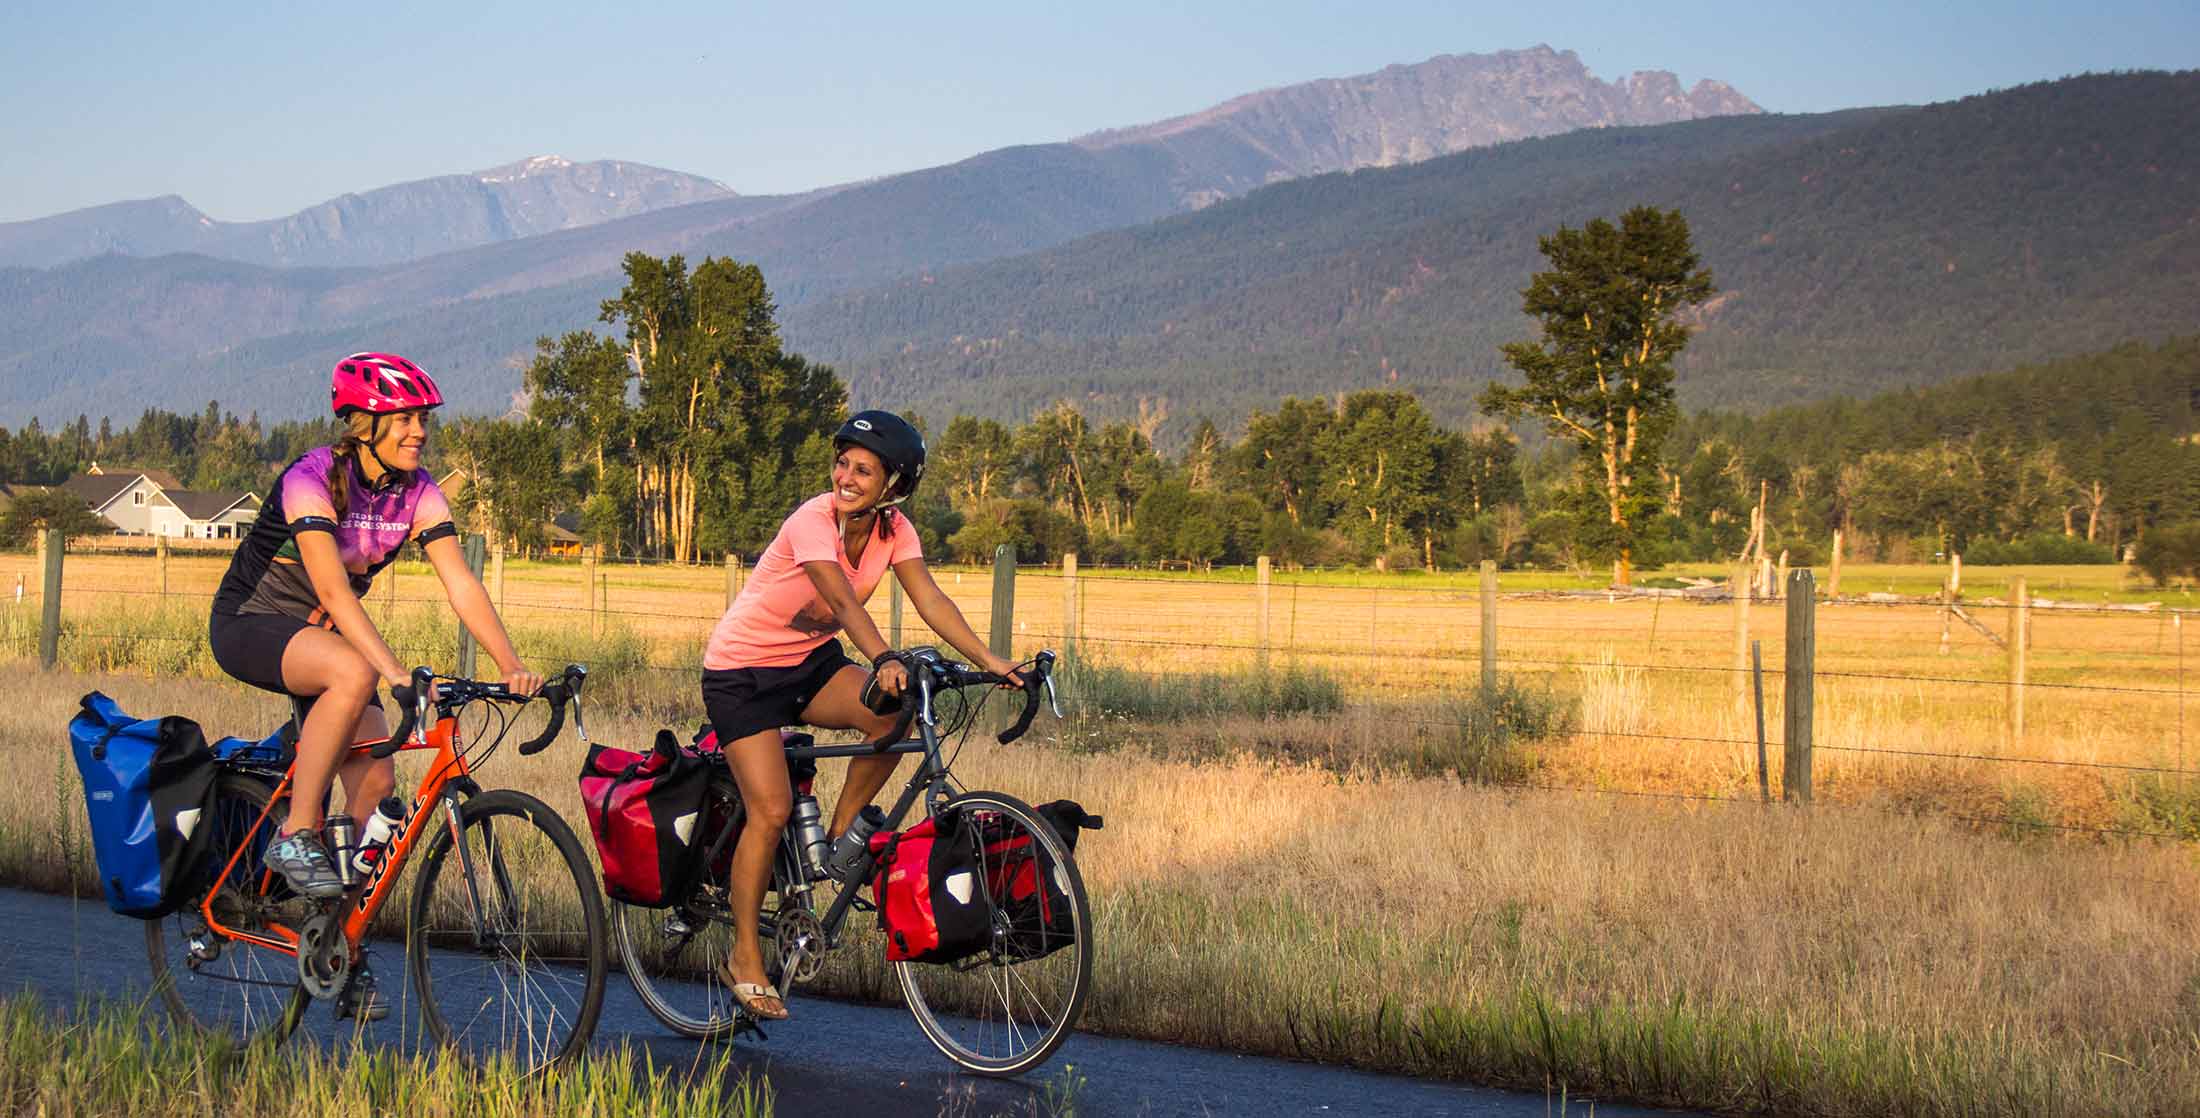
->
[[2134, 522, 2200, 586], [1968, 533, 2117, 565], [1059, 656, 1344, 722], [1412, 676, 1574, 784]]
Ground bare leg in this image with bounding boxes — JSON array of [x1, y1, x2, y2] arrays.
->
[[335, 704, 395, 826], [798, 665, 905, 838], [278, 628, 380, 834], [721, 727, 793, 1016]]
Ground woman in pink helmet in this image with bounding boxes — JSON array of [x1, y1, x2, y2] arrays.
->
[[206, 353, 539, 1016]]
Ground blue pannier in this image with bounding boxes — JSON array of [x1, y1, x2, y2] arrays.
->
[[211, 728, 292, 769], [69, 692, 218, 918]]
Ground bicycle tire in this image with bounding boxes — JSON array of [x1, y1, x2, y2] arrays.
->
[[895, 790, 1093, 1077], [406, 789, 607, 1070], [144, 772, 311, 1046], [613, 772, 744, 1039]]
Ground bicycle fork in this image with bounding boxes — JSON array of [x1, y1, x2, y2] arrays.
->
[[442, 793, 516, 950]]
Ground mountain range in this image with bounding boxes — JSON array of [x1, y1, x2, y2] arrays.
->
[[4, 49, 2194, 438], [0, 157, 750, 271]]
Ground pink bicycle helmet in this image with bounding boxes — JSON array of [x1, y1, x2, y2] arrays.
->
[[330, 352, 444, 416]]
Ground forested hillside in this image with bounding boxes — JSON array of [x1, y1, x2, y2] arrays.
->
[[806, 72, 2200, 427]]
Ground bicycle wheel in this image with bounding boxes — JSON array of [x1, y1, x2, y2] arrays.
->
[[614, 772, 743, 1039], [407, 789, 607, 1070], [144, 772, 311, 1046], [616, 771, 827, 1037], [896, 790, 1093, 1077]]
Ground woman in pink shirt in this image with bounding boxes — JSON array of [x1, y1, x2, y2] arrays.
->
[[700, 410, 1019, 1021]]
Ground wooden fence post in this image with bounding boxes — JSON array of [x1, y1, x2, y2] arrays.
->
[[156, 535, 170, 599], [582, 552, 599, 638], [1757, 556, 1774, 600], [1828, 530, 1844, 599], [888, 572, 905, 647], [1950, 552, 1963, 598], [1752, 639, 1770, 803], [488, 541, 506, 613], [1783, 568, 1815, 804], [1775, 550, 1790, 601], [2009, 576, 2029, 746], [457, 534, 486, 679], [1939, 578, 1953, 655], [1061, 552, 1079, 660], [1479, 560, 1498, 693], [1256, 556, 1273, 670], [39, 529, 62, 670], [988, 545, 1016, 660], [1732, 563, 1752, 708], [724, 553, 742, 610]]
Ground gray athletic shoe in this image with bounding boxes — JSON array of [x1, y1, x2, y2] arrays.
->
[[265, 828, 346, 900]]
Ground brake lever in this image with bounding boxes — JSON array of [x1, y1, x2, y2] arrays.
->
[[410, 667, 433, 744], [565, 665, 590, 743], [1043, 676, 1063, 719]]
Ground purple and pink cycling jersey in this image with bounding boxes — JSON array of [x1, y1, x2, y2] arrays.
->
[[213, 447, 453, 625]]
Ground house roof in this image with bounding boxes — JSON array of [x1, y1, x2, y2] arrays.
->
[[61, 473, 140, 511], [164, 490, 260, 521], [87, 463, 183, 490], [542, 521, 582, 543]]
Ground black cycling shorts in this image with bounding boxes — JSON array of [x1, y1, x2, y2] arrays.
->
[[207, 610, 383, 711], [702, 642, 855, 745]]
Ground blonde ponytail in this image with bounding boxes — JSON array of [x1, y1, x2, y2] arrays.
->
[[329, 411, 378, 523]]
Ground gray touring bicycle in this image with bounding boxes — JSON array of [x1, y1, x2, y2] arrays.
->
[[610, 648, 1097, 1077]]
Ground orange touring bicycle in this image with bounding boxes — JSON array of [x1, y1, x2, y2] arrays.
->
[[145, 666, 607, 1070]]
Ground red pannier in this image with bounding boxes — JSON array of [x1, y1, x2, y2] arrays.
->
[[868, 811, 992, 964], [979, 800, 1099, 961], [577, 730, 711, 907]]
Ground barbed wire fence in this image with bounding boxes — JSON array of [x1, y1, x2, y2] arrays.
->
[[5, 531, 2195, 841]]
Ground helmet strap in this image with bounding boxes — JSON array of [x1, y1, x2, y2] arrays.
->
[[357, 415, 409, 491]]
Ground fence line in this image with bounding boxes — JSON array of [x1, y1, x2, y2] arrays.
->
[[16, 540, 2198, 838]]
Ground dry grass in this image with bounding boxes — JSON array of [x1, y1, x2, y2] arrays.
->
[[10, 662, 2200, 1114]]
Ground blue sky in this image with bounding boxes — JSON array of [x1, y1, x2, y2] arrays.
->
[[3, 0, 2196, 223]]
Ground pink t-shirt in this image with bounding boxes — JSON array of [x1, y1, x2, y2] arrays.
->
[[704, 493, 923, 669]]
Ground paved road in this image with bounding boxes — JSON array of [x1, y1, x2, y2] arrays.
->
[[0, 886, 1682, 1117]]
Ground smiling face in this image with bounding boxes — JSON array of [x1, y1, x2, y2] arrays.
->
[[831, 444, 889, 516], [368, 409, 433, 474]]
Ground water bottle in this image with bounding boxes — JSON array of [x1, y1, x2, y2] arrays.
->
[[351, 797, 406, 878], [791, 794, 830, 879], [323, 816, 360, 887], [827, 805, 888, 882]]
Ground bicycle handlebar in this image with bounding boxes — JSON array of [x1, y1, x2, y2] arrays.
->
[[518, 665, 587, 756], [995, 650, 1056, 744], [369, 664, 587, 759], [373, 666, 436, 758]]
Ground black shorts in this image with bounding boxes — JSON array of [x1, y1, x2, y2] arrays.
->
[[207, 610, 383, 711], [702, 642, 856, 744]]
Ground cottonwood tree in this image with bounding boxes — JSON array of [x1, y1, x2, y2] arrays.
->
[[1481, 206, 1714, 585]]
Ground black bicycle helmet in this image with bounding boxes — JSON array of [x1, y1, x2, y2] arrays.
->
[[833, 410, 926, 506]]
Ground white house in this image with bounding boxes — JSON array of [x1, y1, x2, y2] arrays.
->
[[61, 465, 259, 539]]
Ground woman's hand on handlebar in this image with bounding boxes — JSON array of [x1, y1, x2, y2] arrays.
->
[[385, 672, 437, 703], [872, 656, 909, 697], [499, 662, 544, 698], [982, 654, 1026, 689]]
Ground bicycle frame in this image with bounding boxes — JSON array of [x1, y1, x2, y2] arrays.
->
[[739, 668, 977, 950], [199, 715, 476, 957]]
